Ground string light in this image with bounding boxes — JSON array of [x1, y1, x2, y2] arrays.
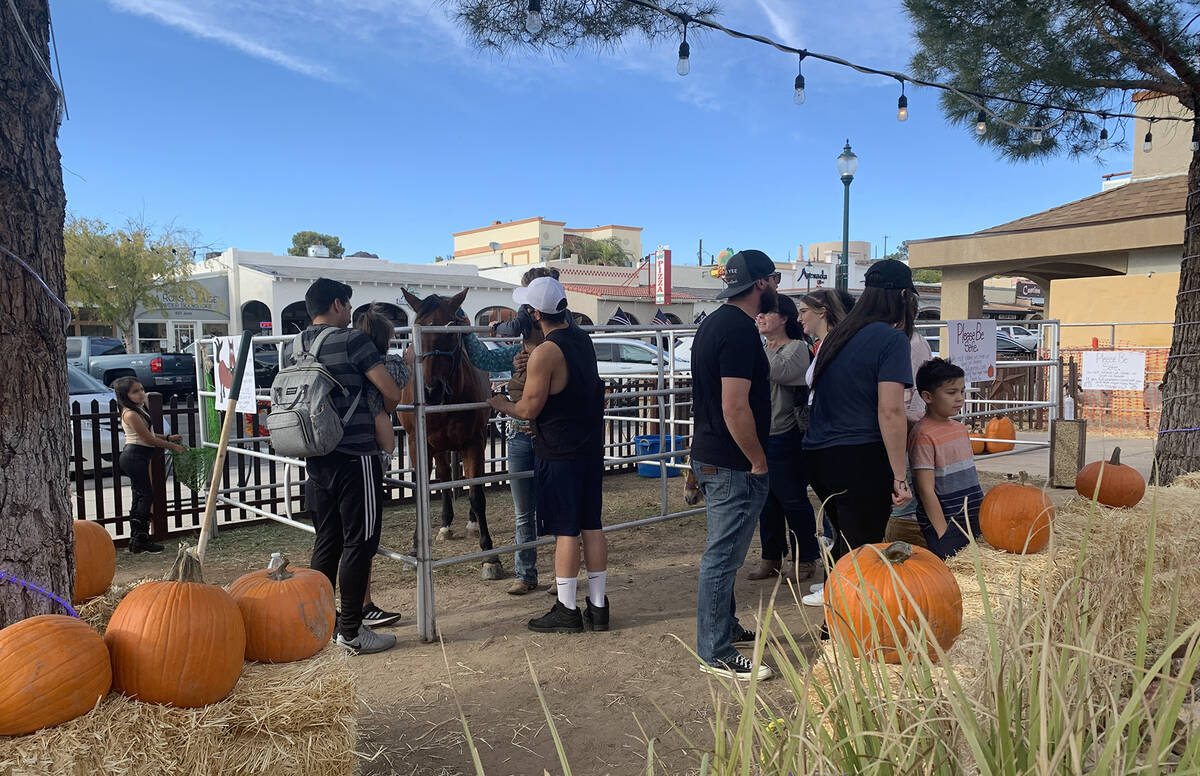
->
[[897, 81, 908, 122], [793, 53, 806, 105], [1031, 127, 1043, 145], [676, 24, 690, 76], [1144, 125, 1154, 153], [975, 110, 987, 135], [1099, 114, 1109, 150], [525, 0, 543, 35]]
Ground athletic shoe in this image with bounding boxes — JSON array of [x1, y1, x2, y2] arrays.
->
[[507, 580, 538, 596], [528, 601, 584, 634], [336, 625, 397, 654], [128, 535, 164, 554], [583, 596, 610, 632], [731, 625, 757, 646], [362, 603, 402, 628], [700, 653, 774, 682], [809, 581, 825, 594], [801, 588, 825, 607]]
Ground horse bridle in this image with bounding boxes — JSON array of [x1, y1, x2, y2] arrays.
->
[[418, 323, 464, 405]]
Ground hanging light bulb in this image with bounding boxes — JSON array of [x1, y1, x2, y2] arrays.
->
[[1143, 128, 1153, 153], [975, 110, 987, 135], [1099, 127, 1109, 150], [897, 94, 908, 122], [1031, 127, 1043, 145], [793, 54, 806, 104], [525, 0, 543, 34], [676, 26, 690, 76]]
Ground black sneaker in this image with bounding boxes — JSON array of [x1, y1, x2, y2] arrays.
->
[[583, 596, 610, 632], [362, 603, 402, 628], [128, 536, 164, 554], [528, 601, 584, 634], [732, 625, 756, 646], [700, 652, 774, 681]]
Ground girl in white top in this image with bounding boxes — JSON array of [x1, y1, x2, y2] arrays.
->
[[112, 377, 184, 553]]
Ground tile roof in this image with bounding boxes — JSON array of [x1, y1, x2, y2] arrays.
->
[[562, 283, 698, 301], [241, 263, 516, 290], [976, 175, 1186, 235]]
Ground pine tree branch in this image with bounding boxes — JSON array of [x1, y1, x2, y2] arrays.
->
[[1079, 77, 1187, 95], [1101, 0, 1200, 93], [1087, 6, 1181, 89]]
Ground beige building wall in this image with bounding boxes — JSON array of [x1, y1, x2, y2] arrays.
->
[[1132, 94, 1192, 181], [452, 217, 567, 267], [1050, 273, 1178, 347]]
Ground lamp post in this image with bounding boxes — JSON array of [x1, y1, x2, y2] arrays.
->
[[835, 140, 857, 293]]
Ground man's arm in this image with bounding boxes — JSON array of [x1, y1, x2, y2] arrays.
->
[[366, 364, 403, 413], [878, 381, 911, 506], [721, 377, 767, 475], [913, 469, 947, 537], [488, 343, 558, 420], [463, 333, 521, 373]]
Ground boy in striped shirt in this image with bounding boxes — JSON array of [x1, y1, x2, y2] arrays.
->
[[908, 358, 984, 559]]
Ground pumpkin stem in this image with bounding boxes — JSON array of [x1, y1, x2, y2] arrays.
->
[[165, 542, 206, 584], [1110, 447, 1122, 466], [267, 558, 294, 581], [883, 541, 914, 564]]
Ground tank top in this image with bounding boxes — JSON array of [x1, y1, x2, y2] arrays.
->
[[121, 409, 154, 447], [533, 326, 604, 461]]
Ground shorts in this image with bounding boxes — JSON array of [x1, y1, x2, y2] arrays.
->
[[534, 456, 603, 537]]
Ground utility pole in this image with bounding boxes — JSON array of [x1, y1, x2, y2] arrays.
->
[[883, 235, 889, 258], [698, 238, 702, 266]]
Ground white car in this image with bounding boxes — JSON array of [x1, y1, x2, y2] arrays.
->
[[592, 337, 691, 376], [997, 324, 1040, 350], [69, 365, 120, 474]]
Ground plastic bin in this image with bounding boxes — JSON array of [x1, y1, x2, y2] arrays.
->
[[633, 435, 685, 478]]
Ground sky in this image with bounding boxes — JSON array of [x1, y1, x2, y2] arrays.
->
[[53, 0, 1130, 266]]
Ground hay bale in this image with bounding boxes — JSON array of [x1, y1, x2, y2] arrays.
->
[[77, 578, 154, 635], [2, 581, 360, 776]]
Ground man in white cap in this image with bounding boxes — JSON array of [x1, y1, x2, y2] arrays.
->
[[488, 277, 609, 634]]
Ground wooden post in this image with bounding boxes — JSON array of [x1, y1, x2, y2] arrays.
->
[[148, 392, 169, 539]]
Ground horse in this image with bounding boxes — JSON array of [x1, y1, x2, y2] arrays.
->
[[398, 288, 503, 580]]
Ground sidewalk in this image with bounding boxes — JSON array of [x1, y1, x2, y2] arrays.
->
[[973, 434, 1156, 480]]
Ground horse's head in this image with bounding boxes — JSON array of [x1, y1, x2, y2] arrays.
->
[[402, 288, 469, 404]]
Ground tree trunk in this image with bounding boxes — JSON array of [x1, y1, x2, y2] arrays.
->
[[1155, 131, 1200, 483], [0, 0, 71, 626]]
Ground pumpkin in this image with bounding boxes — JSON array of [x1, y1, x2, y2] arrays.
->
[[979, 472, 1054, 553], [228, 558, 335, 663], [73, 520, 116, 604], [105, 545, 245, 707], [983, 416, 1016, 453], [1075, 447, 1146, 508], [970, 429, 987, 455], [0, 615, 112, 735], [823, 541, 962, 664]]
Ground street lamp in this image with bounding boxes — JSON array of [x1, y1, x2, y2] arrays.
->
[[835, 139, 858, 293]]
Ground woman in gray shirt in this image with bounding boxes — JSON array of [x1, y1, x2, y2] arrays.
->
[[746, 294, 820, 582]]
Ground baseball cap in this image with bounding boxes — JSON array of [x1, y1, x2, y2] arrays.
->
[[864, 259, 917, 293], [512, 276, 568, 314], [716, 250, 776, 299]]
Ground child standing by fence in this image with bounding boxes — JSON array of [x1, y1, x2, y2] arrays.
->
[[113, 377, 185, 553]]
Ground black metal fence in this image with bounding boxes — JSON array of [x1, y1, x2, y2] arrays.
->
[[71, 377, 694, 541]]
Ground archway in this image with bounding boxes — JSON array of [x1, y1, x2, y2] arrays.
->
[[475, 306, 516, 326], [662, 312, 682, 324], [916, 307, 940, 320], [281, 301, 312, 335], [572, 312, 594, 326], [353, 302, 408, 328], [241, 300, 271, 334]]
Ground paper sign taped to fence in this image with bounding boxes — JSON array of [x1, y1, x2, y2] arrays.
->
[[1081, 350, 1146, 392], [947, 319, 997, 383], [215, 336, 257, 414]]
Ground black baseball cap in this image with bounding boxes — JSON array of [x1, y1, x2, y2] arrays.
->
[[717, 250, 776, 299], [864, 259, 917, 293]]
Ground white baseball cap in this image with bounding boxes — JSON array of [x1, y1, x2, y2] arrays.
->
[[512, 276, 568, 314]]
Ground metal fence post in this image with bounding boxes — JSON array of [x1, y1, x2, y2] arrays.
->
[[411, 322, 438, 642], [657, 332, 668, 515]]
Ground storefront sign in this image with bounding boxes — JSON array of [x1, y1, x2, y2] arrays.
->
[[1081, 350, 1146, 391], [655, 247, 672, 305], [794, 264, 832, 289], [1015, 279, 1044, 304], [947, 319, 997, 383], [215, 336, 258, 414]]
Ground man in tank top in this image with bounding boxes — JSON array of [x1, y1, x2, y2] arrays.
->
[[488, 277, 609, 635]]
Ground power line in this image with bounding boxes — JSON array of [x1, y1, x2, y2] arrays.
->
[[5, 0, 67, 122]]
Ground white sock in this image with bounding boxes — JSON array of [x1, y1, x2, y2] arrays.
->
[[556, 577, 578, 610], [587, 570, 607, 608]]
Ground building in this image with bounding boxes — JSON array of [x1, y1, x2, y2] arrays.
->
[[451, 217, 643, 269], [910, 91, 1188, 346]]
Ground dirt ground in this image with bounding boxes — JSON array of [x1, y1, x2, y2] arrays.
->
[[113, 468, 1040, 776]]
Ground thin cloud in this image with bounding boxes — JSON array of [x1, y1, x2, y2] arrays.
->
[[753, 0, 800, 46]]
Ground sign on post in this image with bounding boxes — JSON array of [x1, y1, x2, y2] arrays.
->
[[215, 336, 258, 414], [1081, 350, 1146, 391], [947, 319, 997, 383], [655, 246, 672, 305]]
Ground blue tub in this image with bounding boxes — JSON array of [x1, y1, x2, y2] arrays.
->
[[633, 435, 686, 477]]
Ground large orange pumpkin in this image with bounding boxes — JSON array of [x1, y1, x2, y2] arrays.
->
[[105, 546, 245, 707], [984, 416, 1016, 453], [228, 558, 335, 663], [73, 520, 116, 604], [969, 427, 987, 455], [0, 615, 112, 735], [979, 473, 1054, 553], [823, 541, 962, 664], [1075, 447, 1146, 508]]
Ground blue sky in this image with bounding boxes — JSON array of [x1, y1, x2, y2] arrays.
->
[[55, 0, 1129, 265]]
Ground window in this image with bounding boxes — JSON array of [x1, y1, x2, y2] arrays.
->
[[67, 366, 109, 394], [593, 343, 615, 361], [619, 344, 655, 364], [203, 323, 229, 337], [66, 340, 82, 358]]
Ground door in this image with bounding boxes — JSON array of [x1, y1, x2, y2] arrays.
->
[[173, 322, 196, 353]]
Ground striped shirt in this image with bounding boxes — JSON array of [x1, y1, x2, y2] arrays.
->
[[287, 325, 383, 456], [908, 417, 983, 528]]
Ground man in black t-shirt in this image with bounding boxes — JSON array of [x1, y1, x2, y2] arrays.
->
[[292, 278, 405, 655], [690, 250, 778, 682]]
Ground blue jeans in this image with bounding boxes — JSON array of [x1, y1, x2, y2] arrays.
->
[[693, 459, 770, 665], [508, 431, 538, 585], [758, 430, 820, 562]]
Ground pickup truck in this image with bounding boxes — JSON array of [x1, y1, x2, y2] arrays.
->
[[67, 336, 196, 396]]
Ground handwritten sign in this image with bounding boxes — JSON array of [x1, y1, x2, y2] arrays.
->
[[215, 336, 258, 414], [1081, 350, 1146, 391], [947, 319, 997, 383]]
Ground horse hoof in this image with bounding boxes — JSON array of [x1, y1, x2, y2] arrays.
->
[[465, 521, 480, 539], [481, 561, 505, 581], [437, 526, 455, 541]]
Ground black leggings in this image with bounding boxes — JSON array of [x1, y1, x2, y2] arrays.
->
[[804, 441, 893, 559], [119, 445, 156, 531]]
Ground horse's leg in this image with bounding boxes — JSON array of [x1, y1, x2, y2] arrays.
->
[[463, 441, 502, 580], [435, 452, 458, 541], [462, 448, 480, 539]]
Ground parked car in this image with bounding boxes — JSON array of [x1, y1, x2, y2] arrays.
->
[[924, 332, 1035, 359], [592, 337, 691, 376], [68, 365, 119, 475], [997, 324, 1040, 350], [68, 336, 196, 396]]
